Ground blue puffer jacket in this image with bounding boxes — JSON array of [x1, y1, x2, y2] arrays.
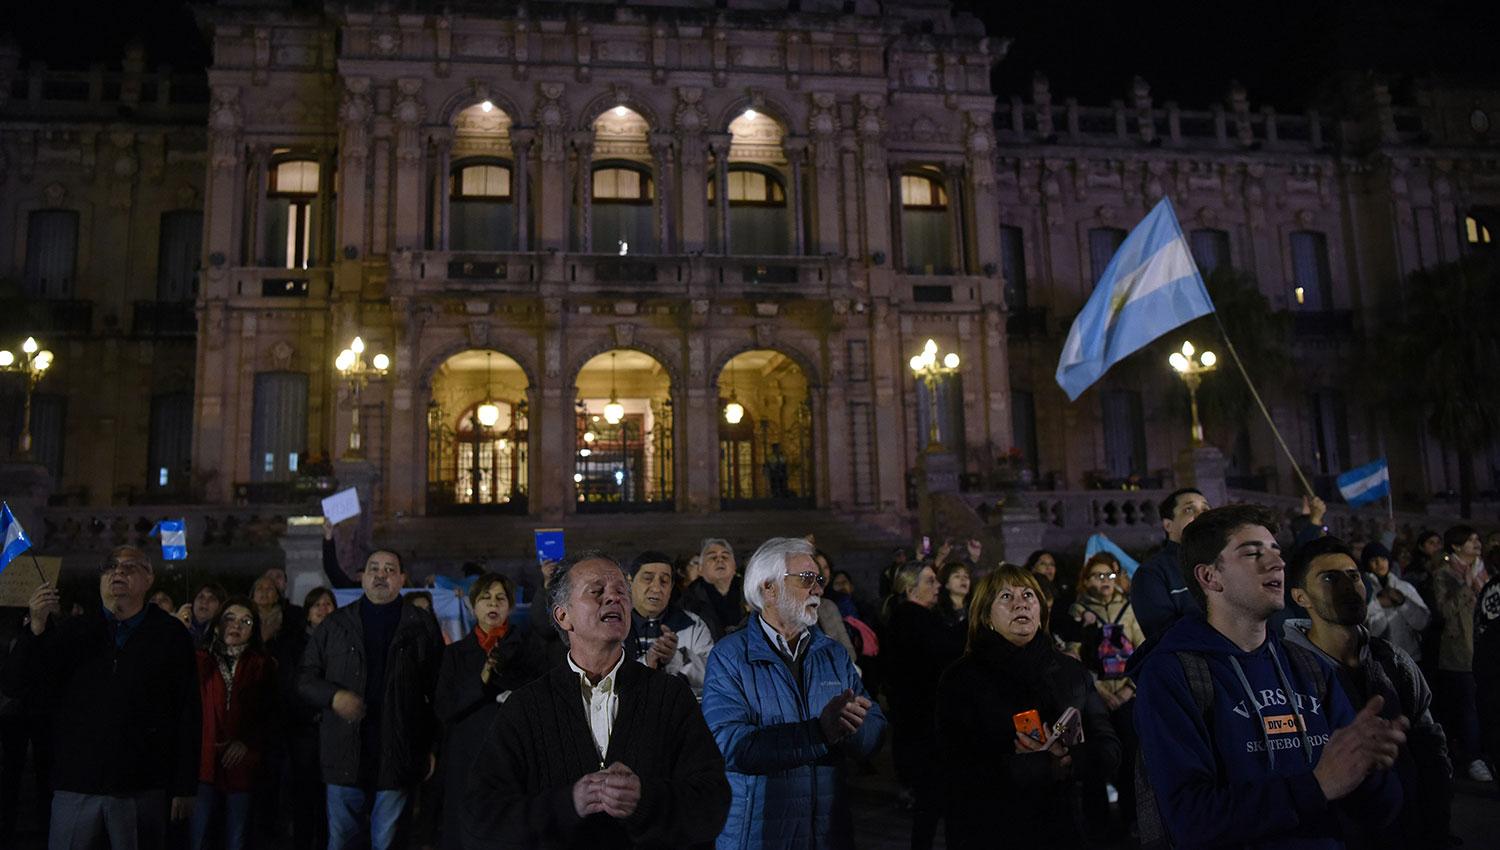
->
[[702, 616, 886, 850]]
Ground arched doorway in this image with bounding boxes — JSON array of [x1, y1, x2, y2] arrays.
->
[[575, 350, 674, 512], [717, 350, 813, 508], [427, 350, 529, 513]]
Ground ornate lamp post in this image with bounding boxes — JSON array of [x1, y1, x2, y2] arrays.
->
[[1169, 340, 1218, 445], [334, 336, 389, 458], [908, 338, 960, 452], [0, 337, 55, 459]]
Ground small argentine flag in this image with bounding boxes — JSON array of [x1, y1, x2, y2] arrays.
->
[[151, 519, 189, 561], [1056, 197, 1216, 401], [1337, 460, 1390, 508], [1085, 533, 1142, 578], [1, 502, 32, 575]]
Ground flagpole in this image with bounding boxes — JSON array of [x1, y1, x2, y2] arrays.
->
[[1207, 311, 1316, 497], [29, 552, 46, 583]]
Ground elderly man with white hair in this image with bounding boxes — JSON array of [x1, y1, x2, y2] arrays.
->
[[701, 537, 886, 849]]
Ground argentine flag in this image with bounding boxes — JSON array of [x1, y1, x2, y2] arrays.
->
[[1337, 459, 1390, 507], [0, 502, 32, 575], [151, 519, 189, 561], [1085, 532, 1142, 578], [1056, 197, 1216, 400]]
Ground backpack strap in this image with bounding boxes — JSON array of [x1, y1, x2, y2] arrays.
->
[[1279, 640, 1331, 709], [1135, 651, 1214, 850]]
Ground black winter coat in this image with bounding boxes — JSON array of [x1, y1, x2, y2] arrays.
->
[[434, 628, 545, 850], [884, 600, 964, 724], [297, 599, 443, 789], [0, 605, 200, 797], [935, 629, 1121, 850], [461, 659, 731, 849]]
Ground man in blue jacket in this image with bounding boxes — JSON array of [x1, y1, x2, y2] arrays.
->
[[1131, 487, 1209, 645], [1133, 505, 1407, 850], [702, 537, 886, 850]]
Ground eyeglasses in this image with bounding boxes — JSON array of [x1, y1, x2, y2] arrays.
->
[[784, 571, 827, 589], [1089, 572, 1118, 581], [101, 560, 148, 575], [220, 615, 254, 628]]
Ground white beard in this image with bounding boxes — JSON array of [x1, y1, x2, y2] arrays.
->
[[777, 592, 819, 629]]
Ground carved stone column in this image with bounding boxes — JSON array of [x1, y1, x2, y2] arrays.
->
[[510, 129, 534, 252], [783, 136, 807, 256], [708, 133, 732, 254], [392, 78, 427, 251], [534, 83, 570, 251], [856, 97, 890, 265], [677, 133, 708, 252], [649, 132, 675, 254], [572, 132, 595, 252], [336, 77, 373, 270], [943, 163, 968, 274], [888, 164, 906, 272], [431, 133, 452, 251], [245, 145, 268, 266]]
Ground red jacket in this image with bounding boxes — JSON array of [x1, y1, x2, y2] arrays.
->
[[195, 648, 277, 791]]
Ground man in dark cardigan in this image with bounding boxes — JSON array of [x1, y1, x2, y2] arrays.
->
[[461, 552, 730, 849]]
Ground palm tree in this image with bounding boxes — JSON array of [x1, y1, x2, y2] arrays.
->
[[1374, 257, 1500, 517]]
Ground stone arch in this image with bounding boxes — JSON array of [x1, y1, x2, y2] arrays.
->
[[714, 93, 797, 135], [436, 86, 525, 129], [576, 89, 664, 133], [566, 336, 684, 394], [706, 340, 823, 391], [415, 336, 539, 395]]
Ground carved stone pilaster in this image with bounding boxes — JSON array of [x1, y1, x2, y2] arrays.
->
[[393, 78, 426, 165], [209, 86, 243, 172], [340, 78, 373, 166]]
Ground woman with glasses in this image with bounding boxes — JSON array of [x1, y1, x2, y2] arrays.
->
[[1066, 552, 1145, 840], [189, 598, 278, 850], [433, 573, 542, 850], [936, 566, 1120, 849]]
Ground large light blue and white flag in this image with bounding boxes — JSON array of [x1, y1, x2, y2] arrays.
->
[[1337, 459, 1390, 507], [1085, 532, 1142, 578], [0, 502, 32, 575], [151, 519, 188, 561], [1056, 197, 1217, 400]]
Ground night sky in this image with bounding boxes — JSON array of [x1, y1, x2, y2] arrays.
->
[[2, 1, 1497, 111]]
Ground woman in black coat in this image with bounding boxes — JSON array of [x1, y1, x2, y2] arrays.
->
[[434, 573, 543, 850], [882, 562, 966, 849], [936, 565, 1121, 850]]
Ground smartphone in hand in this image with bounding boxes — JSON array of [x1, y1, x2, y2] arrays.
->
[[1050, 706, 1084, 746], [1013, 709, 1046, 746]]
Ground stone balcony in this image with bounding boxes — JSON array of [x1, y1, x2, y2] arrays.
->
[[406, 251, 854, 301]]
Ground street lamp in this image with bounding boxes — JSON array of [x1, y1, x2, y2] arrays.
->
[[334, 335, 389, 458], [908, 338, 960, 451], [0, 336, 55, 460], [1168, 340, 1218, 445]]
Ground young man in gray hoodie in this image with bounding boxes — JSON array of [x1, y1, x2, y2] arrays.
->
[[1283, 535, 1452, 850]]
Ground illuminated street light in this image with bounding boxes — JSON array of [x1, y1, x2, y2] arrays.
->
[[909, 338, 960, 452], [334, 334, 390, 458], [0, 336, 55, 459], [1168, 340, 1219, 445]]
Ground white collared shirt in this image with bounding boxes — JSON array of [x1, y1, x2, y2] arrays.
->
[[566, 650, 625, 764], [758, 615, 810, 661]]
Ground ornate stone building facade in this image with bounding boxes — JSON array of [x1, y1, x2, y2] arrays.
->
[[3, 2, 1499, 546]]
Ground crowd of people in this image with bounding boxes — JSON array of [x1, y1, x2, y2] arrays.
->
[[0, 488, 1496, 850]]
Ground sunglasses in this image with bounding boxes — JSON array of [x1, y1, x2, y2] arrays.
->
[[784, 571, 827, 589]]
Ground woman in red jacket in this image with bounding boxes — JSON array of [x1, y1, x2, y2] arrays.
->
[[188, 597, 277, 850]]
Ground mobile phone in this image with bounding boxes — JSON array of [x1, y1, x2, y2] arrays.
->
[[1013, 709, 1046, 746], [920, 536, 932, 557]]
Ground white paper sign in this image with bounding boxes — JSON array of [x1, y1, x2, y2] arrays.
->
[[321, 488, 362, 525]]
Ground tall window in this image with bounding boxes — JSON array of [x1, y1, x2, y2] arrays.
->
[[266, 159, 320, 269], [1289, 230, 1333, 310], [157, 211, 203, 301], [709, 167, 789, 255], [900, 170, 952, 275], [593, 164, 657, 253], [1466, 213, 1495, 249], [1011, 389, 1038, 473], [1088, 227, 1126, 285], [250, 372, 308, 482], [1000, 226, 1028, 311], [1190, 228, 1231, 275], [1101, 389, 1147, 480], [24, 210, 80, 297], [450, 161, 515, 252], [1308, 389, 1350, 476], [148, 393, 193, 491]]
